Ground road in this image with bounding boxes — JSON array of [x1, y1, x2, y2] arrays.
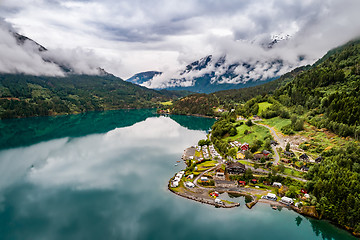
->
[[192, 163, 220, 189], [240, 159, 307, 182], [255, 122, 283, 165]]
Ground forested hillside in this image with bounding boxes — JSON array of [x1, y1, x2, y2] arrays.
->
[[274, 39, 360, 138], [170, 66, 307, 116], [0, 73, 173, 119]]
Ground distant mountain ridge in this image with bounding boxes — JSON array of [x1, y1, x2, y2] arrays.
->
[[0, 31, 187, 119], [128, 54, 285, 93], [126, 71, 162, 85], [125, 35, 295, 93]]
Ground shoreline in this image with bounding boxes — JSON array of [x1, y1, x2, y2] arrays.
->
[[168, 185, 360, 238], [160, 112, 217, 119], [170, 139, 360, 238], [168, 186, 240, 208]]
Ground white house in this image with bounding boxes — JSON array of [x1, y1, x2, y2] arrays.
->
[[272, 182, 282, 188], [215, 172, 225, 178], [280, 196, 294, 205], [171, 181, 179, 188], [214, 198, 223, 204], [264, 193, 277, 201], [200, 177, 208, 182], [185, 182, 195, 188]]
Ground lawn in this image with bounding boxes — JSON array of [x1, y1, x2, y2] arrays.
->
[[198, 160, 217, 168], [195, 151, 201, 157], [257, 102, 273, 115], [160, 101, 173, 106], [283, 167, 303, 178], [260, 117, 291, 132], [238, 160, 254, 167], [226, 123, 272, 145]]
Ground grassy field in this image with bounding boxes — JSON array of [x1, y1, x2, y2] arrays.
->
[[283, 167, 303, 177], [226, 123, 271, 145], [257, 102, 273, 115], [197, 160, 217, 168], [238, 160, 254, 167], [160, 101, 173, 106], [298, 124, 348, 157], [260, 117, 291, 132]]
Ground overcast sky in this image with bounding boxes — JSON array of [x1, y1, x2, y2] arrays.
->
[[1, 0, 360, 79]]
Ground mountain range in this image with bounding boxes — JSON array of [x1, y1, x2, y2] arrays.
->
[[0, 31, 186, 119], [126, 35, 299, 93]]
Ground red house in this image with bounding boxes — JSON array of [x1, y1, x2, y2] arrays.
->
[[250, 179, 257, 184], [301, 189, 308, 194], [262, 150, 271, 156], [241, 143, 249, 151], [238, 181, 246, 186]]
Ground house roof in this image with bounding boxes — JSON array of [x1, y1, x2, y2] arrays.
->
[[227, 161, 246, 169], [284, 151, 294, 155], [300, 153, 309, 159], [301, 166, 310, 171], [263, 150, 271, 155], [281, 196, 293, 202], [267, 193, 277, 198], [254, 153, 264, 159]]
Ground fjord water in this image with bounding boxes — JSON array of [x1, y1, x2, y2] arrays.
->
[[0, 110, 355, 240]]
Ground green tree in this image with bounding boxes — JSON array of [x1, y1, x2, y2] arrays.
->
[[227, 147, 237, 158], [279, 163, 285, 173], [244, 150, 253, 159], [286, 142, 290, 152], [245, 119, 253, 126], [294, 119, 304, 131], [286, 186, 297, 198], [243, 169, 254, 181]]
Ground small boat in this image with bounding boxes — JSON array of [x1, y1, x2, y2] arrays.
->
[[176, 161, 180, 163], [175, 163, 178, 166], [272, 206, 277, 210]]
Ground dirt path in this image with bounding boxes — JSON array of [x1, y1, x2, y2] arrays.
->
[[255, 122, 283, 165], [193, 163, 220, 189]]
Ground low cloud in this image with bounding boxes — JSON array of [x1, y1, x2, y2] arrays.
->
[[0, 21, 64, 76], [0, 19, 117, 77], [0, 0, 360, 80], [41, 47, 106, 75]]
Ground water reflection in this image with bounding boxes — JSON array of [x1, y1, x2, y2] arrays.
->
[[296, 216, 303, 226], [309, 218, 355, 240], [0, 110, 215, 150], [169, 115, 215, 132], [0, 113, 356, 240], [0, 109, 155, 150]]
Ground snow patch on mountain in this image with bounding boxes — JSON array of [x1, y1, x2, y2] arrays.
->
[[141, 53, 297, 90]]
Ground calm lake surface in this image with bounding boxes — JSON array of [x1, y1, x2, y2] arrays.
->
[[0, 109, 356, 240]]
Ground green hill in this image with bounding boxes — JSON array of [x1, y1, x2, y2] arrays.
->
[[0, 73, 172, 119]]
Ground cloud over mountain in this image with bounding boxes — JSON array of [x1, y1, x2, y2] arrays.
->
[[0, 0, 360, 79]]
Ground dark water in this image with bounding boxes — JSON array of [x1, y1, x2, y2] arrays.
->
[[0, 110, 355, 240]]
